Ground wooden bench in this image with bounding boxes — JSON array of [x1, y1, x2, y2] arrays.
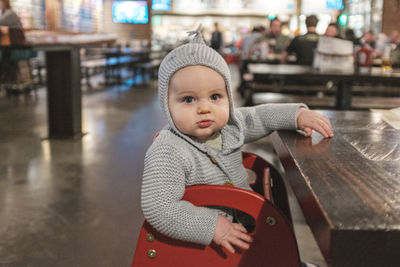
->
[[80, 47, 140, 87], [128, 50, 165, 85], [80, 58, 107, 88], [243, 76, 400, 109], [246, 64, 400, 110], [352, 84, 400, 96], [138, 59, 161, 80], [243, 79, 332, 106], [81, 54, 141, 87], [251, 92, 400, 110]]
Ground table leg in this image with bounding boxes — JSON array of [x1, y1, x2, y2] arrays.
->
[[335, 81, 352, 110], [46, 47, 82, 138]]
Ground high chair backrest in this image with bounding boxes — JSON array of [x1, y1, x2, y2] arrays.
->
[[242, 151, 292, 223], [132, 151, 301, 267]]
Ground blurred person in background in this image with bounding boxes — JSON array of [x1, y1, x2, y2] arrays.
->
[[392, 46, 400, 67], [0, 0, 22, 28], [390, 30, 400, 67], [358, 30, 376, 49], [374, 32, 390, 57], [344, 28, 360, 45], [281, 14, 319, 65], [239, 26, 265, 60], [249, 18, 291, 61], [375, 30, 400, 58], [264, 18, 291, 54], [324, 23, 340, 38], [389, 30, 400, 45], [237, 26, 264, 96], [210, 22, 223, 53], [0, 0, 31, 94]]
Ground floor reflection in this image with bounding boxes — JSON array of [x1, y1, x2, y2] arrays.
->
[[0, 83, 165, 266]]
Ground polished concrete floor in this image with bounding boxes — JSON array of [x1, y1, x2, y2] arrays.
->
[[0, 67, 326, 266]]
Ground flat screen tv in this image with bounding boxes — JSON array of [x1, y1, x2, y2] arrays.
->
[[112, 1, 149, 24], [326, 0, 344, 10], [152, 0, 172, 11]]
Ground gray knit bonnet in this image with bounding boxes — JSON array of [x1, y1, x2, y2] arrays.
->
[[158, 25, 236, 134]]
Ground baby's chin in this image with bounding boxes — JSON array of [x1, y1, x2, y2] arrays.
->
[[192, 131, 216, 142]]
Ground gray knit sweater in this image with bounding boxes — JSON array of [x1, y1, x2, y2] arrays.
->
[[141, 27, 306, 246], [141, 103, 304, 245]]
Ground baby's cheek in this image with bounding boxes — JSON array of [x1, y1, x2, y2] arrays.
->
[[222, 109, 230, 125], [175, 116, 190, 132]]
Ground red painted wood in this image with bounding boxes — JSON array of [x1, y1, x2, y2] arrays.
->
[[132, 153, 301, 267]]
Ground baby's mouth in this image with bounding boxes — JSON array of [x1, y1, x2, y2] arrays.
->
[[197, 120, 213, 128]]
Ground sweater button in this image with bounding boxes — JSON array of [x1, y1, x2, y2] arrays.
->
[[210, 156, 217, 164], [224, 181, 234, 187]]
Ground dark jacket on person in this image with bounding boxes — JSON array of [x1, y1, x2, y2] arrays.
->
[[286, 32, 319, 65], [211, 30, 223, 51]]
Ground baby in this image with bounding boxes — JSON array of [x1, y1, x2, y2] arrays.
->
[[141, 26, 333, 254]]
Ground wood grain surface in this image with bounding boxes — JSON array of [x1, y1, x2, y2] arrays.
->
[[270, 110, 400, 267]]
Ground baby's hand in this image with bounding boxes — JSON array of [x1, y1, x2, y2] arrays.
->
[[213, 215, 253, 254], [297, 108, 333, 138]]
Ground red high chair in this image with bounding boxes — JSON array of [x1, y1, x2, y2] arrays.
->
[[132, 152, 301, 267]]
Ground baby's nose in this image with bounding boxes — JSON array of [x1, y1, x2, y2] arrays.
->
[[197, 102, 211, 114]]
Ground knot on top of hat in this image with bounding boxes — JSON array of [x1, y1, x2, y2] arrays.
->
[[187, 24, 205, 45]]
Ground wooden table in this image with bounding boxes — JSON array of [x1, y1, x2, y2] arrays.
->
[[2, 36, 115, 138], [270, 110, 400, 267], [248, 64, 400, 110]]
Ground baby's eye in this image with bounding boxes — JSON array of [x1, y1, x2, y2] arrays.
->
[[183, 96, 194, 103], [210, 94, 220, 101]]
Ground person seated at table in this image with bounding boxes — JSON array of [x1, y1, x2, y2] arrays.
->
[[239, 26, 265, 60], [392, 43, 400, 68], [0, 0, 23, 44], [358, 30, 376, 50], [373, 30, 400, 59], [0, 0, 33, 94], [324, 23, 340, 38], [375, 32, 393, 57], [268, 18, 292, 54], [249, 18, 291, 61], [0, 0, 22, 28], [141, 25, 333, 257], [281, 15, 320, 65], [344, 28, 360, 46], [387, 30, 400, 68], [237, 25, 264, 96], [389, 30, 400, 45]]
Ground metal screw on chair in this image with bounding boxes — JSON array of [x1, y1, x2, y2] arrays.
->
[[224, 181, 234, 187], [146, 233, 155, 242], [147, 249, 157, 259], [266, 216, 276, 226]]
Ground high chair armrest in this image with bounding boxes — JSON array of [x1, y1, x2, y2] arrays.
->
[[133, 184, 301, 267], [133, 150, 300, 267], [183, 185, 265, 222]]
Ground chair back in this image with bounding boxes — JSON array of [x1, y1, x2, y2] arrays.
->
[[133, 185, 301, 266], [133, 150, 301, 267], [242, 152, 292, 222]]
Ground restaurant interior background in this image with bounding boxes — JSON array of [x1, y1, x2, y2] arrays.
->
[[7, 0, 399, 52], [2, 1, 400, 266]]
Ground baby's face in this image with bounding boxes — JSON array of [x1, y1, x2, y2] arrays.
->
[[168, 65, 229, 142]]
